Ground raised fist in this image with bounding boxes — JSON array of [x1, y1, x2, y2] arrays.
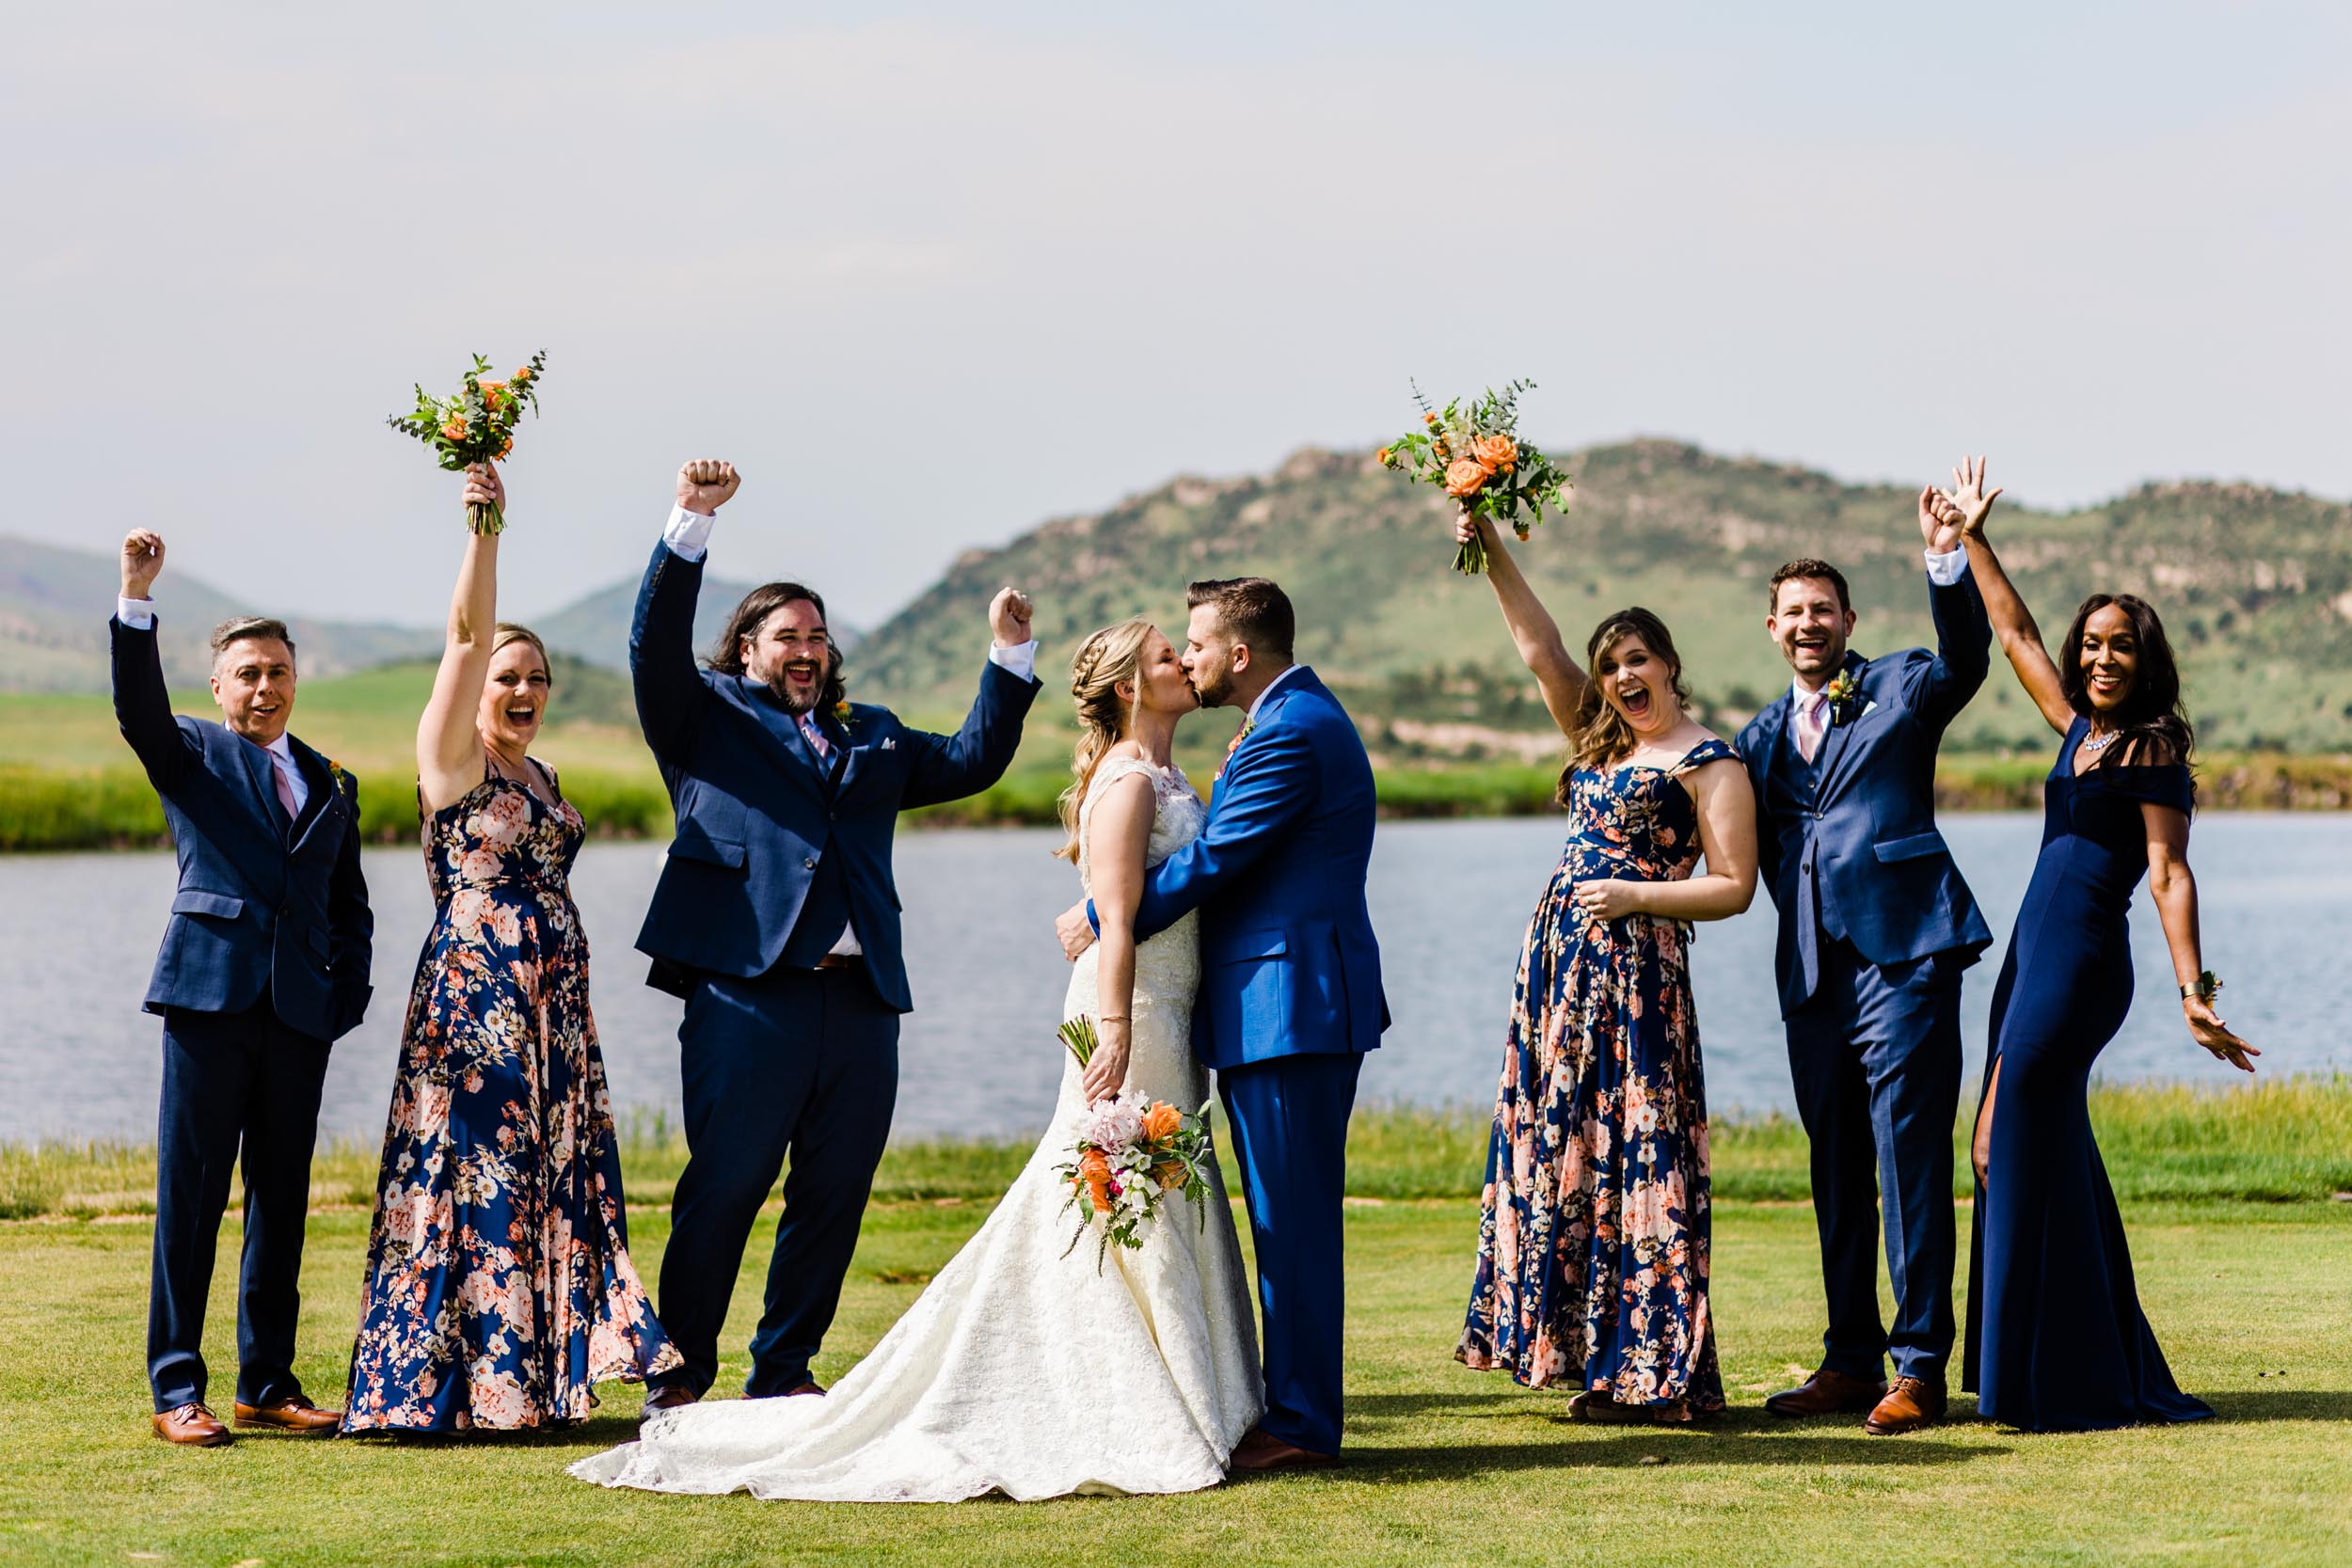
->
[[676, 459, 742, 515], [120, 529, 166, 598], [989, 585, 1034, 647]]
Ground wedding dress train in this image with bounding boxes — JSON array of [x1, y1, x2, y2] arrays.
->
[[572, 757, 1261, 1500]]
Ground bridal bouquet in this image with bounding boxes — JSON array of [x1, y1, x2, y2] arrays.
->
[[386, 351, 548, 534], [1053, 1017, 1216, 1270], [1378, 378, 1572, 574]]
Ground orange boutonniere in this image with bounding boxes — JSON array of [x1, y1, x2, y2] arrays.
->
[[834, 697, 853, 736], [1823, 667, 1863, 725]]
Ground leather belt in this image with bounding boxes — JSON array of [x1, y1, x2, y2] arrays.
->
[[813, 953, 861, 972]]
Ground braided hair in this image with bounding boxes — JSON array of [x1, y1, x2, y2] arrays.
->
[[1055, 618, 1156, 863]]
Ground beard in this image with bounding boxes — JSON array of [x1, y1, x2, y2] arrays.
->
[[761, 659, 829, 716], [1187, 666, 1233, 709]]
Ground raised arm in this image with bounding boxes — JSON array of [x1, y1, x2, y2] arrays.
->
[[1940, 456, 2072, 735], [898, 588, 1041, 811], [1572, 755, 1757, 925], [2140, 785, 2255, 1072], [110, 528, 194, 788], [1903, 469, 1993, 728], [1073, 767, 1155, 1103], [417, 466, 503, 813], [630, 460, 740, 763], [1128, 721, 1316, 939], [1454, 505, 1586, 735]]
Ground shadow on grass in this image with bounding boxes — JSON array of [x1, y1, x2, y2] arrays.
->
[[2192, 1389, 2352, 1423], [1310, 1429, 2012, 1481]]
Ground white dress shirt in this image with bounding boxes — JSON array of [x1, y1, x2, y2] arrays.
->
[[661, 505, 1040, 958], [117, 593, 308, 814]]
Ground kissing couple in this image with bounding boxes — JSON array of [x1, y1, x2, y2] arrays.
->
[[577, 577, 1389, 1500]]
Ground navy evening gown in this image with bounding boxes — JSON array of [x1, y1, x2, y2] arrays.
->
[[1962, 717, 2213, 1432]]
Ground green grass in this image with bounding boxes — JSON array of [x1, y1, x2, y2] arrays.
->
[[3, 1192, 2347, 1565], [7, 1080, 2347, 1224]]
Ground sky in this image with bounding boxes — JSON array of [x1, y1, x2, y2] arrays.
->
[[6, 1, 2346, 628]]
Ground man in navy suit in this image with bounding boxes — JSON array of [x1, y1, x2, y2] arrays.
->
[[110, 530, 373, 1447], [631, 461, 1041, 1412], [1057, 577, 1388, 1470], [1735, 489, 1993, 1436]]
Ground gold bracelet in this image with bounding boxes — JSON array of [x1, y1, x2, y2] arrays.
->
[[1097, 1014, 1131, 1022]]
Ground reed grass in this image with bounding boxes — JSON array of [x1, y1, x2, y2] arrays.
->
[[6, 1078, 2344, 1224]]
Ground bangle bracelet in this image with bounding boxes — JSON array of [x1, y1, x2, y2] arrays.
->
[[1097, 1015, 1130, 1022], [2180, 971, 2221, 1003]]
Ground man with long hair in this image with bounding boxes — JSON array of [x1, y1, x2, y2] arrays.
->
[[628, 460, 1041, 1414]]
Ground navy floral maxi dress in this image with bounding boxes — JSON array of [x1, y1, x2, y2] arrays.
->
[[1457, 740, 1729, 1412], [343, 765, 678, 1433]]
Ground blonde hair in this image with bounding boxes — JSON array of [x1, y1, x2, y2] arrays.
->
[[490, 622, 551, 679], [1055, 618, 1156, 862]]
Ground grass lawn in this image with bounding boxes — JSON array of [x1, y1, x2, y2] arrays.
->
[[3, 1189, 2347, 1567]]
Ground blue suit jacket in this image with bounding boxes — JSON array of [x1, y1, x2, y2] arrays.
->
[[1096, 667, 1388, 1071], [1736, 571, 1994, 1016], [110, 619, 373, 1043], [628, 542, 1039, 1013]]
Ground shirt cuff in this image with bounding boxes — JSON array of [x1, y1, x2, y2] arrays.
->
[[118, 595, 156, 630], [988, 639, 1040, 682], [1923, 547, 1969, 587], [662, 504, 717, 562]]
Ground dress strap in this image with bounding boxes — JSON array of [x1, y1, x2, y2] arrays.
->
[[1080, 756, 1165, 817], [1670, 736, 1739, 773]]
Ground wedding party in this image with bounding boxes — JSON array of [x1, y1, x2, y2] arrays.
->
[[5, 6, 2348, 1567]]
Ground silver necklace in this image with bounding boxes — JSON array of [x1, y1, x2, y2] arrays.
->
[[2081, 727, 2121, 753]]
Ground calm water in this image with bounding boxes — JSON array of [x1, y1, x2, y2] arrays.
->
[[3, 815, 2344, 1145]]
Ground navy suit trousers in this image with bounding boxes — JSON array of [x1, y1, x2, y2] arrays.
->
[[1218, 1052, 1361, 1454], [148, 1003, 330, 1412], [654, 965, 900, 1398], [1784, 939, 1963, 1384]]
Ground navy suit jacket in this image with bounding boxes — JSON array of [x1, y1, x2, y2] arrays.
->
[[628, 542, 1040, 1013], [110, 618, 373, 1043], [1736, 571, 1994, 1016], [1099, 668, 1388, 1071]]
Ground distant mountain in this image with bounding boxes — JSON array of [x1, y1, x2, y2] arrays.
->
[[858, 441, 2352, 754], [0, 537, 442, 691], [0, 540, 857, 692]]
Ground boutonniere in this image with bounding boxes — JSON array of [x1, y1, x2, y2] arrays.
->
[[326, 759, 353, 798], [1823, 668, 1864, 726], [833, 698, 853, 738]]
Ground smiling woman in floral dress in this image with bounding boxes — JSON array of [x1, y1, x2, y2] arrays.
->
[[1447, 507, 1758, 1425], [342, 464, 677, 1434]]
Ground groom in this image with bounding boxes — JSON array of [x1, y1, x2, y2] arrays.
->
[[1736, 490, 1993, 1436], [1057, 578, 1387, 1471], [631, 460, 1041, 1412], [111, 530, 373, 1445]]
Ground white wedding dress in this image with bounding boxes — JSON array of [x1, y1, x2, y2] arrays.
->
[[572, 757, 1263, 1501]]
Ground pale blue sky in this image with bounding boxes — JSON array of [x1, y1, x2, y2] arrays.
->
[[6, 2, 2344, 626]]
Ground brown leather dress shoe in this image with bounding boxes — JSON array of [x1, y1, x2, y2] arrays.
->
[[153, 1402, 232, 1447], [1227, 1425, 1338, 1474], [642, 1386, 699, 1420], [785, 1381, 825, 1398], [232, 1394, 342, 1433], [1865, 1376, 1947, 1435], [1764, 1367, 1888, 1418]]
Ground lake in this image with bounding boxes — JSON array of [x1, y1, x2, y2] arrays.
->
[[3, 814, 2344, 1145]]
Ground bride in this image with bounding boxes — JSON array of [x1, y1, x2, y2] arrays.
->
[[573, 619, 1262, 1501]]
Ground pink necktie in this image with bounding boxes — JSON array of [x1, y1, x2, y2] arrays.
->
[[799, 714, 831, 761], [272, 757, 299, 821], [1796, 695, 1826, 764]]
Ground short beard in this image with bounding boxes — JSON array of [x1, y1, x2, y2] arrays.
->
[[764, 667, 823, 716], [1187, 671, 1232, 709]]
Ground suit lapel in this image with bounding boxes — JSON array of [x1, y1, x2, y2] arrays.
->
[[285, 738, 343, 852], [233, 733, 287, 835], [723, 677, 832, 807], [1811, 654, 1868, 802]]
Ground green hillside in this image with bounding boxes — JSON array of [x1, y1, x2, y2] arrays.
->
[[859, 441, 2352, 756]]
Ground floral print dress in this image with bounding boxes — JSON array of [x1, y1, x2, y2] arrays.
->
[[343, 765, 678, 1433], [1456, 740, 1729, 1411]]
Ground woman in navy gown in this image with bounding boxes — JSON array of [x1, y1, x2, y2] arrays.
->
[[1934, 457, 2256, 1433]]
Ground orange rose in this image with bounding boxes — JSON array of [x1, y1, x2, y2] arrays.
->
[[1376, 447, 1391, 464], [510, 365, 533, 383], [1422, 411, 1438, 425], [1142, 1102, 1183, 1142], [440, 420, 467, 441], [496, 436, 513, 459], [1079, 1148, 1115, 1209], [1444, 455, 1494, 498], [1472, 434, 1518, 473]]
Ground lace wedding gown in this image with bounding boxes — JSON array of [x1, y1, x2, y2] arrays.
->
[[572, 757, 1262, 1501]]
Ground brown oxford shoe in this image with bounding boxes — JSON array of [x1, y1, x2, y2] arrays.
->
[[785, 1382, 825, 1397], [152, 1402, 233, 1447], [1865, 1375, 1947, 1435], [1226, 1425, 1338, 1474], [642, 1386, 699, 1421], [1764, 1367, 1888, 1418], [232, 1393, 342, 1433]]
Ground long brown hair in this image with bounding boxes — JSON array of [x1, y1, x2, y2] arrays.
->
[[708, 582, 846, 711], [1055, 618, 1155, 862], [1558, 607, 1691, 804], [2059, 592, 2197, 798]]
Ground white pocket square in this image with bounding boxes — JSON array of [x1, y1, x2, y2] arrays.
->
[[1861, 700, 1879, 719], [880, 737, 897, 751]]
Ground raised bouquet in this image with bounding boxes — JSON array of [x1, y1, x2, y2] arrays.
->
[[1052, 1016, 1216, 1270], [1378, 378, 1572, 574], [387, 351, 548, 534]]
